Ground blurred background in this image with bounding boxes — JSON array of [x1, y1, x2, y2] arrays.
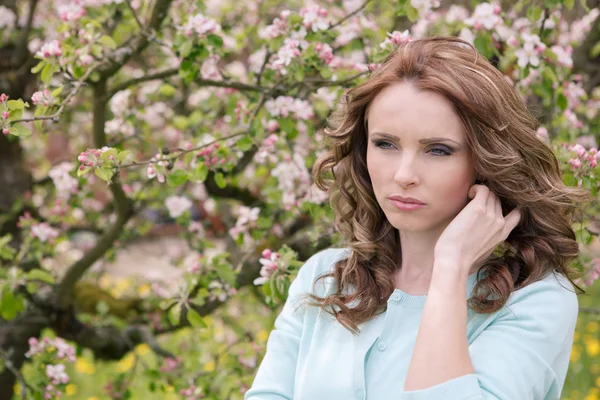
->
[[0, 0, 599, 399]]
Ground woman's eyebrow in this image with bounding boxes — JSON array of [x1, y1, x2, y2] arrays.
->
[[369, 131, 463, 147]]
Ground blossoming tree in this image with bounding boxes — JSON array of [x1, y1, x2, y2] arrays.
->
[[0, 0, 599, 398]]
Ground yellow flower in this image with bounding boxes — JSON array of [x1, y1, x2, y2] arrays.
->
[[65, 384, 77, 396], [116, 353, 136, 373], [75, 358, 96, 375], [87, 398, 100, 400], [588, 321, 600, 333], [585, 388, 599, 400], [135, 343, 150, 356], [203, 360, 216, 372], [137, 283, 151, 297], [571, 344, 582, 363], [14, 383, 20, 396], [165, 384, 174, 392], [574, 331, 580, 342], [99, 275, 112, 290], [591, 364, 600, 375], [256, 330, 269, 343], [585, 337, 600, 357], [596, 376, 600, 387]]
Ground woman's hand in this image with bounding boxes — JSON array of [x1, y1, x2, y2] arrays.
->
[[434, 184, 522, 273]]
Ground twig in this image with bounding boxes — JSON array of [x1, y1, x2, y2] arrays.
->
[[11, 60, 110, 125], [0, 349, 34, 399], [15, 0, 38, 67], [126, 0, 145, 33], [538, 8, 549, 37], [105, 67, 179, 100], [328, 0, 371, 30], [118, 131, 245, 168]]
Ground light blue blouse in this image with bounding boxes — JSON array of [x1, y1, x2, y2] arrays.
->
[[245, 247, 578, 400]]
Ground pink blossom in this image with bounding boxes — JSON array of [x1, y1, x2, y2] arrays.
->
[[299, 6, 329, 32], [464, 2, 503, 30], [258, 11, 290, 39], [380, 30, 412, 49], [31, 89, 55, 106], [46, 364, 69, 385], [31, 222, 59, 243], [315, 42, 333, 65], [36, 40, 62, 59], [515, 33, 545, 68], [253, 251, 282, 285], [183, 13, 221, 37], [0, 93, 8, 103], [57, 3, 86, 22]]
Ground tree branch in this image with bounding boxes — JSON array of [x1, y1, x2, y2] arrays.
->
[[54, 79, 134, 309], [105, 67, 180, 100], [15, 0, 37, 67], [328, 0, 370, 30]]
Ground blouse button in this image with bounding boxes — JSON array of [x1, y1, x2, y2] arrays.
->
[[377, 341, 387, 351], [356, 389, 364, 399], [391, 294, 401, 302]]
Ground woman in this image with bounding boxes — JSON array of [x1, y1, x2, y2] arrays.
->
[[244, 36, 591, 400]]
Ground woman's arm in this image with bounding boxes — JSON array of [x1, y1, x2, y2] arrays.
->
[[244, 251, 324, 400], [402, 263, 578, 400]]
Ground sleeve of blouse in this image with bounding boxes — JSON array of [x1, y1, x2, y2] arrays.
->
[[244, 251, 323, 400], [400, 273, 579, 400]]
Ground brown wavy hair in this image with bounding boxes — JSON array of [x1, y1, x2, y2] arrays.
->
[[308, 36, 593, 335]]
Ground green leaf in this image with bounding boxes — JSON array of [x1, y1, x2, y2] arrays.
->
[[10, 124, 32, 137], [213, 264, 237, 287], [1, 289, 18, 320], [193, 164, 209, 182], [405, 5, 419, 22], [31, 60, 46, 74], [206, 34, 223, 48], [7, 99, 25, 110], [179, 40, 194, 58], [168, 303, 181, 326], [319, 67, 333, 79], [557, 92, 568, 111], [256, 216, 272, 229], [236, 136, 254, 151], [9, 109, 22, 121], [41, 63, 55, 85], [167, 169, 189, 187], [526, 6, 543, 22], [474, 34, 493, 59], [186, 306, 207, 328], [95, 167, 114, 182], [116, 150, 132, 164], [77, 166, 91, 177], [294, 68, 305, 82], [25, 269, 55, 284], [591, 42, 600, 59], [99, 35, 117, 50], [580, 0, 590, 12], [564, 0, 574, 8], [214, 172, 226, 189], [159, 84, 177, 97], [51, 85, 64, 98]]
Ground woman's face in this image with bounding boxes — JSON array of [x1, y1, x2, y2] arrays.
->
[[365, 81, 477, 232]]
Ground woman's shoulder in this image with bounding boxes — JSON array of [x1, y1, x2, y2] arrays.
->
[[503, 270, 578, 323], [295, 247, 350, 295]]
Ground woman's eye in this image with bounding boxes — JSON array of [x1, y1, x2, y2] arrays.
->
[[374, 140, 393, 149], [429, 146, 452, 156], [373, 141, 452, 156]]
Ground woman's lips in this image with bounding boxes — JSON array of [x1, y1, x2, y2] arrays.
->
[[390, 199, 426, 211]]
